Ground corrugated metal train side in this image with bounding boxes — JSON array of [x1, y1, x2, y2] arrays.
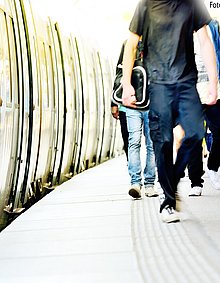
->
[[0, 0, 123, 230]]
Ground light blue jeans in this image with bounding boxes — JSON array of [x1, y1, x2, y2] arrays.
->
[[126, 108, 156, 186]]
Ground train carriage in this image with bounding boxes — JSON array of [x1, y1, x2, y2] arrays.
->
[[0, 0, 123, 230]]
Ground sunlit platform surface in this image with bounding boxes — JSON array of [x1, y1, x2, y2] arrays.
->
[[0, 155, 220, 283]]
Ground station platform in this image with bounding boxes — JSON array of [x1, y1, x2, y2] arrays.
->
[[0, 154, 220, 283]]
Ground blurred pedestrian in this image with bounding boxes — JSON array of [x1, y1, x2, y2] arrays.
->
[[195, 19, 220, 190], [122, 0, 218, 222]]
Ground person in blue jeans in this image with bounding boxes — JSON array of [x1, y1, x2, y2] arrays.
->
[[126, 107, 158, 198], [112, 40, 158, 198]]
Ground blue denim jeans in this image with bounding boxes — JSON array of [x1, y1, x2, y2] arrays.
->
[[126, 108, 156, 186]]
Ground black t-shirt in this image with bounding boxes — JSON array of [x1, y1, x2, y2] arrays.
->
[[129, 0, 211, 84]]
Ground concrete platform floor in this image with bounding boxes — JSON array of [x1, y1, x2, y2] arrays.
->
[[0, 155, 220, 283]]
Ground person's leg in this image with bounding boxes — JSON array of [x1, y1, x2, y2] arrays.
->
[[173, 124, 185, 176], [148, 83, 177, 210], [175, 80, 205, 189], [187, 139, 204, 196], [187, 140, 204, 187], [205, 100, 220, 189], [119, 110, 129, 160], [126, 108, 143, 198], [142, 110, 158, 196], [205, 100, 220, 171], [173, 123, 204, 196], [173, 124, 185, 152]]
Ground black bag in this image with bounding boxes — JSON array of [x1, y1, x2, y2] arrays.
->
[[112, 2, 149, 109], [112, 56, 149, 109], [112, 40, 149, 109]]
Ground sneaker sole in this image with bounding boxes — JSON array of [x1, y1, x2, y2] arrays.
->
[[162, 215, 180, 223], [188, 193, 202, 197], [145, 193, 159, 197], [129, 189, 141, 199]]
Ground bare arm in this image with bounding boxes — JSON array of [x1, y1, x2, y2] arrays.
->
[[197, 25, 218, 105], [122, 32, 140, 107]]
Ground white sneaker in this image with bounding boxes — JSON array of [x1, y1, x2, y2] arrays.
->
[[207, 169, 220, 190], [188, 186, 202, 196], [128, 184, 141, 199], [145, 185, 159, 197], [161, 206, 180, 223]]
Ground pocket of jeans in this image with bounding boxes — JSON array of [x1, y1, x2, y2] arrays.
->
[[149, 110, 161, 141]]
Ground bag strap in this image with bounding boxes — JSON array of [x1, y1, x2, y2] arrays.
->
[[135, 1, 148, 61], [117, 40, 127, 67], [141, 1, 148, 44]]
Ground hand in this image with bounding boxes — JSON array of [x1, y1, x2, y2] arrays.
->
[[122, 84, 137, 108], [111, 106, 119, 119], [205, 83, 218, 105]]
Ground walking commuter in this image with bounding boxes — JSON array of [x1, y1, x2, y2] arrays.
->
[[111, 41, 129, 160], [126, 106, 158, 198], [113, 40, 158, 198], [205, 19, 220, 189], [122, 0, 218, 222], [195, 19, 220, 189], [173, 19, 220, 196]]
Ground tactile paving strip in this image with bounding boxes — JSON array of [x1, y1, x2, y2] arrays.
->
[[131, 195, 220, 283]]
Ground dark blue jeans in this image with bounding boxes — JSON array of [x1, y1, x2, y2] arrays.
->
[[148, 80, 204, 211], [204, 99, 220, 172]]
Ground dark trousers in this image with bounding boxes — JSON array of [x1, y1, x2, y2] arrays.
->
[[187, 139, 204, 188], [119, 111, 129, 160], [204, 99, 220, 171], [148, 80, 204, 211]]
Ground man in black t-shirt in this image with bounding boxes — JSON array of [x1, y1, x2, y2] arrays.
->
[[122, 0, 218, 223]]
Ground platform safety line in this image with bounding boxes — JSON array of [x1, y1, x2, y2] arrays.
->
[[166, 208, 220, 282], [142, 197, 187, 283], [131, 198, 156, 283], [131, 196, 181, 282], [147, 198, 220, 283], [145, 198, 206, 283], [146, 200, 185, 282], [131, 196, 220, 283]]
